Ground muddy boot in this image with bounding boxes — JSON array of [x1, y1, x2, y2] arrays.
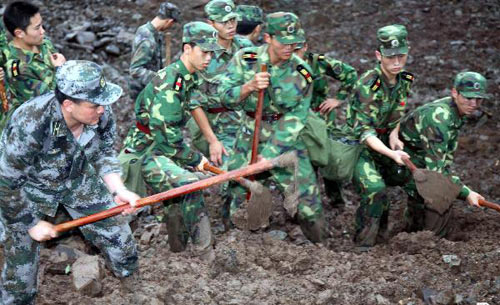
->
[[376, 211, 390, 243], [166, 204, 188, 253], [299, 217, 325, 243], [354, 216, 381, 248], [403, 197, 425, 233], [324, 178, 346, 209], [191, 213, 215, 263]]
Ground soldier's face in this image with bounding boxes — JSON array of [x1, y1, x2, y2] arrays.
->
[[66, 100, 105, 126], [376, 51, 407, 78], [210, 18, 237, 40], [265, 34, 297, 62], [16, 13, 45, 46], [186, 45, 213, 71], [452, 88, 482, 116]]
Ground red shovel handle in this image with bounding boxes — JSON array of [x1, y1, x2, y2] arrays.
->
[[401, 156, 417, 172], [250, 63, 268, 166], [478, 199, 500, 212]]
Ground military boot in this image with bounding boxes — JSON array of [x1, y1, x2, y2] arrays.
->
[[299, 216, 326, 243], [324, 178, 346, 209], [354, 216, 381, 248], [166, 203, 188, 252], [191, 212, 215, 263]]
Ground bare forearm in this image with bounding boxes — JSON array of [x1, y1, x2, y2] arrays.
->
[[191, 107, 217, 144], [102, 172, 126, 194]]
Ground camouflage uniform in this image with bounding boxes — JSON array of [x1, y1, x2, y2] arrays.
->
[[348, 25, 414, 246], [0, 22, 9, 69], [188, 0, 253, 160], [122, 22, 222, 254], [399, 72, 487, 234], [128, 2, 181, 100], [0, 61, 138, 305], [219, 13, 325, 242]]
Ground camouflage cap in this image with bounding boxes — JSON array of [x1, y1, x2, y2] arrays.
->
[[157, 2, 181, 22], [294, 28, 306, 49], [182, 21, 223, 52], [265, 12, 304, 45], [377, 24, 409, 56], [205, 0, 240, 23], [56, 60, 122, 105], [236, 5, 264, 24], [453, 71, 488, 99]]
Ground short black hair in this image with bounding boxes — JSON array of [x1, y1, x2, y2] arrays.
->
[[3, 1, 40, 36], [236, 20, 261, 36], [55, 86, 83, 105], [182, 42, 196, 51]]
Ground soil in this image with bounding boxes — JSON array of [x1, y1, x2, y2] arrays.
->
[[1, 0, 500, 304]]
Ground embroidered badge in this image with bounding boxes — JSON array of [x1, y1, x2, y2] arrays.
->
[[401, 71, 414, 82], [391, 39, 399, 47], [400, 99, 406, 106], [371, 77, 381, 92], [318, 54, 325, 61], [11, 60, 20, 77], [473, 82, 480, 89], [225, 5, 232, 12], [242, 52, 258, 62], [287, 25, 295, 34], [174, 75, 183, 91], [297, 65, 313, 84], [100, 76, 106, 88]]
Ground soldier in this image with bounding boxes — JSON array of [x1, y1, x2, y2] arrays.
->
[[2, 1, 66, 125], [129, 1, 181, 100], [347, 24, 413, 247], [121, 22, 223, 260], [219, 12, 326, 243], [187, 0, 253, 163], [235, 4, 264, 45], [0, 60, 139, 304], [399, 71, 487, 235], [294, 29, 358, 208]]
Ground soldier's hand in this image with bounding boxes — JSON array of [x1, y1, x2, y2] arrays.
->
[[195, 155, 210, 173], [209, 140, 228, 166], [390, 150, 409, 166], [0, 67, 4, 82], [28, 220, 59, 242], [249, 72, 270, 91], [389, 133, 404, 150], [114, 187, 141, 215], [50, 53, 67, 67], [318, 98, 341, 115], [256, 154, 267, 163], [466, 191, 484, 207]]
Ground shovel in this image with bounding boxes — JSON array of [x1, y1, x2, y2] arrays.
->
[[401, 156, 461, 214], [203, 163, 273, 230], [478, 199, 500, 213], [54, 152, 297, 233], [0, 74, 8, 112]]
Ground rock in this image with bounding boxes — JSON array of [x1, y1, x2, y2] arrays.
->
[[72, 255, 103, 297], [93, 37, 114, 49], [442, 254, 461, 267], [116, 29, 135, 44], [140, 230, 154, 245], [267, 230, 287, 240], [46, 245, 86, 275], [76, 31, 96, 45], [316, 289, 333, 304], [105, 44, 121, 56], [376, 294, 391, 305]]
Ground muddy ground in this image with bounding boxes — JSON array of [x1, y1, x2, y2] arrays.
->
[[1, 0, 499, 304]]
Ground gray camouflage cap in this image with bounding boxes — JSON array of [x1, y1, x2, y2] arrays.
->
[[236, 5, 264, 24], [157, 2, 181, 22], [377, 24, 409, 56], [205, 0, 240, 23], [56, 60, 122, 106], [182, 22, 223, 52], [265, 12, 305, 45], [454, 71, 488, 99]]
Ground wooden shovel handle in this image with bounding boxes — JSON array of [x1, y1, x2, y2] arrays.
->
[[203, 163, 245, 185], [478, 199, 500, 212], [401, 156, 417, 172], [250, 63, 268, 166], [0, 79, 8, 113]]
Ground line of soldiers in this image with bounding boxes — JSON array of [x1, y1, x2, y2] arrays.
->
[[0, 0, 490, 303]]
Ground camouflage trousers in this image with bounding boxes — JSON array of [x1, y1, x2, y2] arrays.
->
[[0, 183, 138, 305], [227, 116, 324, 242], [141, 154, 212, 252]]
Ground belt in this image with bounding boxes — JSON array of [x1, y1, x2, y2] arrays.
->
[[245, 111, 283, 122], [375, 128, 388, 134], [207, 107, 230, 114], [136, 122, 151, 135]]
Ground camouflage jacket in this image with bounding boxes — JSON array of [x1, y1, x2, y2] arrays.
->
[[399, 96, 470, 198], [123, 59, 202, 167], [129, 22, 163, 98], [346, 64, 414, 143], [0, 22, 9, 69], [305, 52, 357, 110], [218, 44, 313, 159], [0, 93, 120, 217], [4, 38, 58, 109]]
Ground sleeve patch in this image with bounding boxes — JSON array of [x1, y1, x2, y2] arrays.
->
[[401, 71, 414, 82], [173, 74, 183, 92], [371, 77, 381, 92], [297, 65, 313, 84], [242, 52, 258, 62], [11, 60, 20, 77], [317, 54, 325, 61]]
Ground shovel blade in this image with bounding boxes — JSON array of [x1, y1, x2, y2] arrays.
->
[[413, 169, 461, 215], [231, 186, 273, 231]]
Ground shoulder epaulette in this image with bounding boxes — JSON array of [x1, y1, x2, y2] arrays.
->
[[242, 52, 258, 62], [370, 76, 381, 92], [401, 71, 414, 82], [173, 74, 183, 92], [11, 60, 20, 77], [297, 65, 313, 84], [317, 54, 325, 61]]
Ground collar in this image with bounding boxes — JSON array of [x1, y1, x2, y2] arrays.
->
[[375, 64, 403, 89], [50, 99, 96, 147], [448, 97, 466, 127]]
